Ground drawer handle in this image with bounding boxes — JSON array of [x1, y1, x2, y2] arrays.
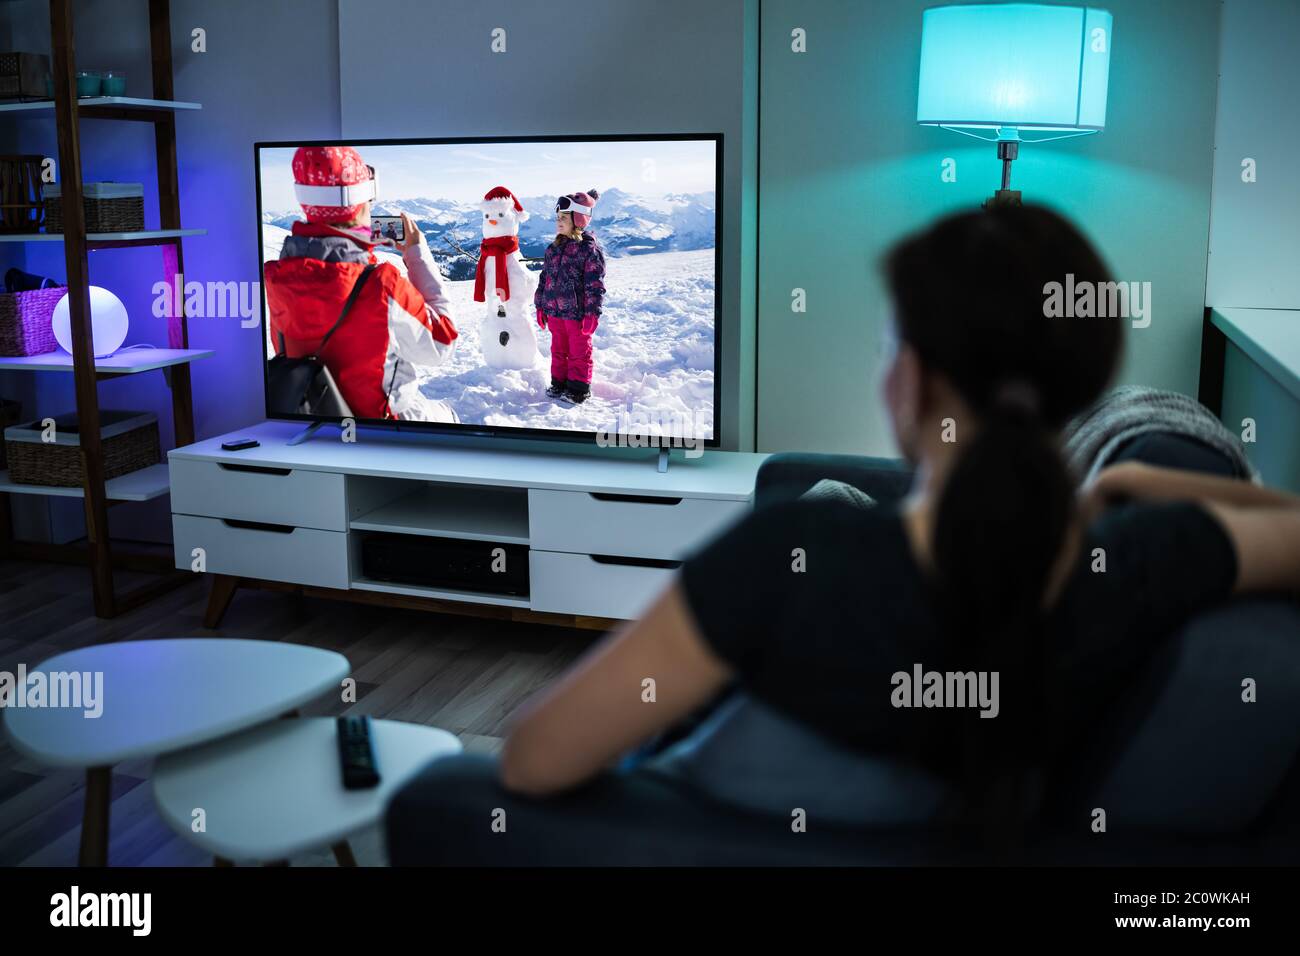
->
[[221, 518, 296, 534], [590, 554, 681, 570], [219, 463, 293, 476], [588, 493, 683, 506]]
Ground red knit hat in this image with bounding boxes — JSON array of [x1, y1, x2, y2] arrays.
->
[[292, 146, 376, 224]]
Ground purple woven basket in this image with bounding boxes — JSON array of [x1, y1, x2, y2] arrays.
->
[[0, 286, 63, 356]]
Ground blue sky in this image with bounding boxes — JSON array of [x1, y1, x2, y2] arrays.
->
[[259, 139, 717, 212]]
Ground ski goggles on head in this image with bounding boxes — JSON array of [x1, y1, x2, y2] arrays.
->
[[294, 165, 378, 207], [555, 195, 593, 215]]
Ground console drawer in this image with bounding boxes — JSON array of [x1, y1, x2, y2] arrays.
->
[[172, 515, 349, 589], [529, 550, 677, 620], [169, 458, 348, 531], [528, 489, 747, 560]]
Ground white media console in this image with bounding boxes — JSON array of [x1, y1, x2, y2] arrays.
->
[[169, 421, 767, 628]]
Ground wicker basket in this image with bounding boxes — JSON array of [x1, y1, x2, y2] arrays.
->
[[43, 182, 144, 233], [0, 399, 19, 471], [0, 285, 63, 356], [0, 155, 46, 233], [4, 410, 160, 487]]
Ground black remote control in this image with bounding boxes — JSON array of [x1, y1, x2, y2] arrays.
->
[[337, 716, 380, 789]]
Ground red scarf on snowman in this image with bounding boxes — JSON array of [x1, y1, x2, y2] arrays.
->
[[474, 186, 526, 303], [473, 235, 520, 303]]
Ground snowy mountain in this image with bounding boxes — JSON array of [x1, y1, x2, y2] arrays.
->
[[262, 187, 715, 273]]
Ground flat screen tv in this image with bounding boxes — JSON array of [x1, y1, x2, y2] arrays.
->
[[254, 134, 721, 449]]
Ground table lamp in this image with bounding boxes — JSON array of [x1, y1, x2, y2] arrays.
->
[[916, 3, 1113, 207]]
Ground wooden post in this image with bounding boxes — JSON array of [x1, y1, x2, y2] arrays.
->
[[79, 766, 112, 867], [150, 0, 196, 450], [50, 0, 115, 618]]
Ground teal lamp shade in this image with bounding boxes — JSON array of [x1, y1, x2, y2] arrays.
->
[[917, 3, 1112, 132]]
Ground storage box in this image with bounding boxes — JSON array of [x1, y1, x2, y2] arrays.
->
[[0, 52, 50, 100], [0, 399, 20, 470], [43, 182, 145, 233], [0, 286, 63, 356], [0, 155, 46, 232], [4, 410, 160, 487]]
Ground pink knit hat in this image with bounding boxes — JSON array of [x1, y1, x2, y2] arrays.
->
[[557, 189, 599, 230]]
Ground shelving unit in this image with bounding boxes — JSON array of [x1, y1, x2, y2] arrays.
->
[[0, 228, 206, 244], [0, 0, 203, 619]]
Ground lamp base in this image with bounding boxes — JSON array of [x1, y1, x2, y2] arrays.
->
[[983, 189, 1022, 209]]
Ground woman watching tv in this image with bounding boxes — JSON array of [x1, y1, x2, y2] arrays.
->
[[498, 204, 1300, 840]]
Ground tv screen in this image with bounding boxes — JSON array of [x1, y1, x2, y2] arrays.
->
[[255, 135, 721, 448]]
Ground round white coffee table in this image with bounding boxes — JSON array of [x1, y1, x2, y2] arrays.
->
[[2, 638, 350, 866], [152, 717, 462, 865]]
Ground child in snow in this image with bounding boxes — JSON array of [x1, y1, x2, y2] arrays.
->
[[535, 189, 606, 404]]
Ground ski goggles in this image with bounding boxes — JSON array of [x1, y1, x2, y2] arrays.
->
[[294, 164, 378, 207], [555, 195, 594, 215]]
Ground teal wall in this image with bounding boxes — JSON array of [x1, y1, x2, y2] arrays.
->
[[757, 0, 1222, 454]]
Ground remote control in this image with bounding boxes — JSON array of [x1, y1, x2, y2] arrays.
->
[[220, 437, 260, 451], [337, 715, 380, 789]]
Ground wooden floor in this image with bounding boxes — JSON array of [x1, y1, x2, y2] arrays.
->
[[0, 559, 598, 867]]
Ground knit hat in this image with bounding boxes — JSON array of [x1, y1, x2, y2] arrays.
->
[[292, 146, 376, 224], [557, 189, 599, 230]]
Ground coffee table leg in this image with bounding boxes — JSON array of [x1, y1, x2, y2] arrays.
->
[[79, 766, 111, 867], [332, 841, 357, 867], [204, 574, 240, 628]]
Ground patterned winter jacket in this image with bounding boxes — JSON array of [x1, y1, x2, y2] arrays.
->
[[534, 233, 606, 321]]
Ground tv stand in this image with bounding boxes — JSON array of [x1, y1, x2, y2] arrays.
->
[[168, 422, 766, 629], [287, 421, 329, 446]]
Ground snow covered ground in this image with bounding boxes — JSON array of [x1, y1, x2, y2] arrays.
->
[[261, 225, 715, 439], [426, 248, 715, 438]]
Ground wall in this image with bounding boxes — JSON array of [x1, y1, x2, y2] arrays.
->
[[1206, 0, 1300, 309], [334, 0, 757, 451], [0, 0, 339, 541], [756, 0, 1223, 454]]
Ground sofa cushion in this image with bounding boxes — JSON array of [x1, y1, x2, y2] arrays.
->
[[646, 692, 952, 827]]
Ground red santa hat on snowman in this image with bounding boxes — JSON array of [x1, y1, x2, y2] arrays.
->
[[291, 145, 377, 224], [480, 185, 529, 222]]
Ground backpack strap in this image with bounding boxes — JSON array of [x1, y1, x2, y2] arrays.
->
[[314, 263, 377, 356]]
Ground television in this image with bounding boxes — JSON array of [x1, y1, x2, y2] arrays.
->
[[254, 135, 721, 449]]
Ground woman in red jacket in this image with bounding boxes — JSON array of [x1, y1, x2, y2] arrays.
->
[[264, 145, 460, 422]]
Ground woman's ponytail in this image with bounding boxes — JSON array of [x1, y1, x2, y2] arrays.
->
[[930, 388, 1075, 850]]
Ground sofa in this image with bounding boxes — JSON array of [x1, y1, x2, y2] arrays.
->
[[385, 438, 1300, 865]]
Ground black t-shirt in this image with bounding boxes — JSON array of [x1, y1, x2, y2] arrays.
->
[[679, 498, 1238, 777]]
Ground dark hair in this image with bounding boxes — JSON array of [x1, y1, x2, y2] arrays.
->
[[883, 204, 1123, 850]]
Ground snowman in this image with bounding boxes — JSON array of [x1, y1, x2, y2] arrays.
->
[[473, 185, 540, 370]]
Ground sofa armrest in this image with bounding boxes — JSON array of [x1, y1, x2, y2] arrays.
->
[[755, 452, 914, 508]]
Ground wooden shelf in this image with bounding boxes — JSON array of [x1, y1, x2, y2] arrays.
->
[[351, 484, 530, 544], [0, 95, 200, 114], [351, 576, 531, 609], [0, 347, 212, 375], [0, 228, 206, 246], [0, 463, 170, 502]]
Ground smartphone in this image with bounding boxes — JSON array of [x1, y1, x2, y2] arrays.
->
[[370, 215, 405, 243]]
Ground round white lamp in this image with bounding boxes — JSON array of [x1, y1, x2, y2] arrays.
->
[[52, 286, 129, 358]]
